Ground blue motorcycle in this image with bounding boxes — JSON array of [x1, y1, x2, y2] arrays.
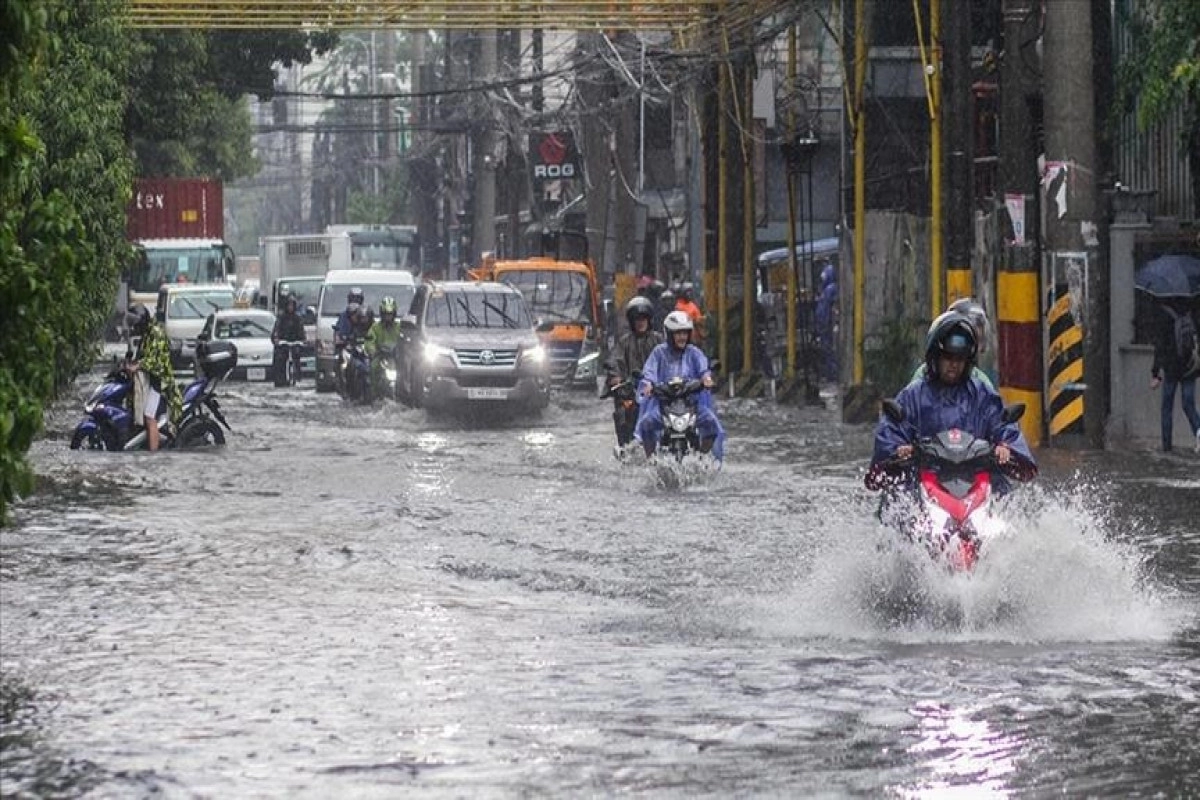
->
[[70, 341, 236, 451]]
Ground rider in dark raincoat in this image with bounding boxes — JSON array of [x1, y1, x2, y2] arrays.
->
[[866, 312, 1036, 495]]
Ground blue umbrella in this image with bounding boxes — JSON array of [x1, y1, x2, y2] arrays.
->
[[1134, 254, 1200, 298]]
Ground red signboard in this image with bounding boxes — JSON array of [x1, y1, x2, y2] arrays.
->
[[126, 177, 224, 240], [528, 131, 581, 183]]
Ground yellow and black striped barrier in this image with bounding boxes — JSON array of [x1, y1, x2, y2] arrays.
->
[[1045, 286, 1085, 437]]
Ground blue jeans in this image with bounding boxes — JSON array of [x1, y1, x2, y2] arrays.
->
[[1160, 375, 1200, 451]]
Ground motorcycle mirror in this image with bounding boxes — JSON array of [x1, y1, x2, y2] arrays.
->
[[1002, 403, 1026, 424], [708, 359, 722, 373], [881, 398, 905, 423], [535, 320, 555, 333]]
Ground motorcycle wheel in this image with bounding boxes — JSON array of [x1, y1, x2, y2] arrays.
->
[[176, 419, 226, 448], [70, 427, 109, 451], [287, 356, 299, 386]]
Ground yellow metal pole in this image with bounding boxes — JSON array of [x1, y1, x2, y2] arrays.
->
[[929, 0, 943, 318], [785, 24, 798, 380], [852, 0, 867, 384]]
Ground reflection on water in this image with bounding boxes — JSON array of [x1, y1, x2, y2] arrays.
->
[[900, 702, 1022, 798]]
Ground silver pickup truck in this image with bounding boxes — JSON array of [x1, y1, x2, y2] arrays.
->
[[397, 281, 552, 413]]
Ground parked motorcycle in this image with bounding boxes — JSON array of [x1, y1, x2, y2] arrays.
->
[[272, 340, 305, 387], [70, 340, 235, 451], [871, 399, 1028, 572]]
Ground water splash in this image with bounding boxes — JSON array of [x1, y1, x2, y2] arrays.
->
[[767, 483, 1192, 644]]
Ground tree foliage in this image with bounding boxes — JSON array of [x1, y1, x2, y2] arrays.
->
[[127, 29, 336, 181], [1, 0, 133, 523], [1116, 0, 1200, 129], [1114, 0, 1200, 208]]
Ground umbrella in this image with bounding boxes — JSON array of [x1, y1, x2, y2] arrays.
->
[[1134, 254, 1200, 298]]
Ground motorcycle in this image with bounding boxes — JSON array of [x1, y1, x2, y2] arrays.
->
[[337, 338, 372, 404], [70, 340, 235, 451], [599, 368, 640, 456], [648, 376, 709, 461], [272, 340, 305, 387], [373, 349, 400, 402], [871, 398, 1027, 572]]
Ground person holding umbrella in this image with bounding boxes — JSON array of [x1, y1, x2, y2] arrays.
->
[[1136, 255, 1200, 452]]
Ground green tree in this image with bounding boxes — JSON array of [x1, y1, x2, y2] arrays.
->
[[1115, 0, 1200, 208], [1, 0, 133, 522]]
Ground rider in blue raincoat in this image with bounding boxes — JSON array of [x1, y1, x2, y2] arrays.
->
[[635, 310, 726, 460], [866, 312, 1036, 495]]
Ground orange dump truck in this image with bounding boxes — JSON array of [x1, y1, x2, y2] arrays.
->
[[470, 254, 603, 387]]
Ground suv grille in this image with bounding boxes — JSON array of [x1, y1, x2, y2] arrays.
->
[[455, 347, 518, 366]]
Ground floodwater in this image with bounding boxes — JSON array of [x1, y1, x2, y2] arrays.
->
[[2, 371, 1198, 798]]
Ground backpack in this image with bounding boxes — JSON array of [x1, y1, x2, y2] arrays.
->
[[1165, 305, 1200, 377]]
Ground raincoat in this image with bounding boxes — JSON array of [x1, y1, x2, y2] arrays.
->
[[134, 321, 182, 424], [635, 342, 726, 460], [866, 373, 1036, 495], [364, 319, 402, 359]]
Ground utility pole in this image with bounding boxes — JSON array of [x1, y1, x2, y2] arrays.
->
[[942, 0, 973, 303], [472, 30, 498, 265], [1042, 0, 1103, 446], [997, 0, 1044, 447]]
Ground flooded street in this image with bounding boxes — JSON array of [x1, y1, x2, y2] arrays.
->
[[2, 372, 1199, 797]]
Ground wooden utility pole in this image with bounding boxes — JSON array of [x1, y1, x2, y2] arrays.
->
[[943, 0, 973, 303], [997, 0, 1043, 446]]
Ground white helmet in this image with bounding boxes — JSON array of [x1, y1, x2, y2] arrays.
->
[[663, 310, 694, 333]]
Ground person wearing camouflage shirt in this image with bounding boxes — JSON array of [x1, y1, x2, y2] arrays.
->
[[126, 304, 182, 450]]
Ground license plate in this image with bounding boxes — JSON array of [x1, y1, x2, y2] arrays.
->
[[466, 386, 507, 400], [247, 368, 266, 381]]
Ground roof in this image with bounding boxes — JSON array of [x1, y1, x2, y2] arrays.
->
[[757, 237, 841, 266], [137, 238, 227, 249], [429, 280, 519, 293], [210, 308, 275, 322], [322, 268, 416, 285], [160, 283, 235, 295]]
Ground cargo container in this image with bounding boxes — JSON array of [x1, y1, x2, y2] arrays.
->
[[126, 177, 224, 240]]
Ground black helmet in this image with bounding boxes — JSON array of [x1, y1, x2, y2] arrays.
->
[[348, 287, 364, 305], [924, 312, 977, 375], [624, 296, 654, 327], [128, 303, 151, 336]]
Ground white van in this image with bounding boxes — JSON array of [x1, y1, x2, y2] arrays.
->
[[314, 268, 418, 392]]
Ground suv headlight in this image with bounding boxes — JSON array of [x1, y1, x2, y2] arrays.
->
[[521, 345, 547, 365], [424, 342, 454, 364]]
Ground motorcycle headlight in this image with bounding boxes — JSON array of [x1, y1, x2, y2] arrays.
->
[[424, 343, 454, 364], [521, 345, 547, 364], [384, 367, 397, 381], [670, 413, 694, 433]]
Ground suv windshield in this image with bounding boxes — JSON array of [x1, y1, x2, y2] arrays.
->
[[426, 289, 531, 329], [499, 269, 591, 323]]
